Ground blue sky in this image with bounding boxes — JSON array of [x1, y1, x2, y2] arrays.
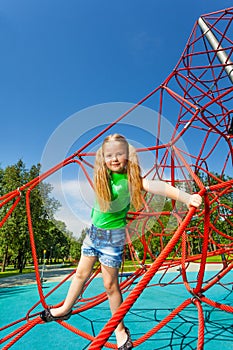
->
[[1, 0, 232, 235], [1, 0, 232, 168]]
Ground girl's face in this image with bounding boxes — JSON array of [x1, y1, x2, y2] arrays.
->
[[103, 141, 128, 173]]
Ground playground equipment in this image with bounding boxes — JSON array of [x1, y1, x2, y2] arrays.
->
[[1, 7, 233, 350]]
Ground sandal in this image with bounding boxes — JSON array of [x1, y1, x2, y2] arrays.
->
[[40, 308, 72, 322], [118, 327, 133, 350]]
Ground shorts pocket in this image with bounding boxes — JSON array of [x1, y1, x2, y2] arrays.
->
[[110, 230, 125, 247]]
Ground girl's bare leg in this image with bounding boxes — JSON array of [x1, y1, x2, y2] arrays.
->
[[101, 264, 128, 348], [51, 255, 97, 317]]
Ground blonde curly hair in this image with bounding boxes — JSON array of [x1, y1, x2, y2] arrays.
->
[[94, 134, 143, 212]]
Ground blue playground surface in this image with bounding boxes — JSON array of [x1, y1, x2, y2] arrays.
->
[[1, 269, 233, 350]]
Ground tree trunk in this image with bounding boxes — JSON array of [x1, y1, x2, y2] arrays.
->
[[1, 245, 8, 272], [17, 250, 24, 273]]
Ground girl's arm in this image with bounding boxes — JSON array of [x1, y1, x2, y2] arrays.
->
[[142, 179, 202, 208]]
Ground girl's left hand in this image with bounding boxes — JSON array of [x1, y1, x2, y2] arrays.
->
[[188, 194, 202, 208]]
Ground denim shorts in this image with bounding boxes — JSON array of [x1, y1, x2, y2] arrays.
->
[[82, 225, 126, 268]]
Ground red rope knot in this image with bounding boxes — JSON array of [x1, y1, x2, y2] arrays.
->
[[190, 289, 204, 303], [168, 141, 174, 149], [17, 187, 22, 197], [139, 263, 149, 272], [77, 155, 83, 161]]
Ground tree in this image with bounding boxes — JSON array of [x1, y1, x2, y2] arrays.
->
[[0, 160, 60, 272], [69, 229, 86, 262], [0, 160, 28, 272]]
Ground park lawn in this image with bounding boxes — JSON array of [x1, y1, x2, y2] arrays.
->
[[0, 267, 36, 278]]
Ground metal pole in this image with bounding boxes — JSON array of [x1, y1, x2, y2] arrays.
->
[[198, 16, 233, 84], [40, 249, 47, 285]]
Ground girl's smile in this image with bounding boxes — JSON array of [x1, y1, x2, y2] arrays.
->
[[103, 141, 128, 173]]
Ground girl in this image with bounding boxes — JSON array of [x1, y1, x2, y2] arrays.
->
[[40, 134, 202, 349]]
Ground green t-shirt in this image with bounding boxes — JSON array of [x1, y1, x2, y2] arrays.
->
[[91, 172, 130, 229]]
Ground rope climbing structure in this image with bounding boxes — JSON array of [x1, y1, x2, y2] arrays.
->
[[1, 7, 233, 350]]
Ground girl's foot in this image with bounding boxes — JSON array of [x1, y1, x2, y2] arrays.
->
[[40, 308, 72, 322], [116, 327, 133, 349]]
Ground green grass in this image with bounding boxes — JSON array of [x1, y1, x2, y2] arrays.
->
[[194, 255, 231, 263], [0, 268, 36, 278], [0, 263, 72, 278]]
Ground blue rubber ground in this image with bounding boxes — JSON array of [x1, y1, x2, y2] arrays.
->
[[1, 269, 233, 349]]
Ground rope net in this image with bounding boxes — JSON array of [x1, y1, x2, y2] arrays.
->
[[1, 7, 233, 350]]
